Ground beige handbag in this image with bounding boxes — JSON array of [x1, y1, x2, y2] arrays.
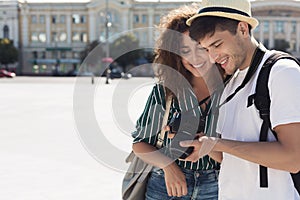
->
[[122, 96, 172, 200]]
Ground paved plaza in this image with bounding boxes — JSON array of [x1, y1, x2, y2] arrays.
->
[[0, 76, 155, 200]]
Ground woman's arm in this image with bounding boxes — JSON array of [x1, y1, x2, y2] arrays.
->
[[132, 142, 173, 169], [133, 142, 188, 197]]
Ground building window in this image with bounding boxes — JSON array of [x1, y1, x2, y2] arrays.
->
[[292, 21, 297, 34], [39, 33, 46, 43], [33, 51, 38, 59], [60, 15, 66, 24], [81, 32, 87, 42], [275, 21, 284, 33], [154, 14, 160, 24], [31, 15, 37, 24], [52, 15, 57, 24], [133, 14, 139, 23], [142, 14, 147, 24], [72, 32, 80, 41], [41, 51, 46, 59], [81, 15, 86, 23], [59, 32, 67, 42], [39, 15, 45, 24], [31, 32, 38, 42], [100, 9, 119, 24], [3, 25, 9, 38], [72, 14, 80, 24], [263, 21, 269, 33]]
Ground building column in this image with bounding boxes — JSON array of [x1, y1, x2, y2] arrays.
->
[[148, 8, 154, 47], [129, 10, 133, 30], [13, 17, 19, 47], [67, 14, 72, 44], [259, 20, 264, 44], [269, 20, 274, 48], [88, 10, 96, 42], [122, 10, 129, 31], [296, 21, 300, 53], [20, 9, 29, 47], [46, 14, 51, 45], [286, 20, 291, 42]]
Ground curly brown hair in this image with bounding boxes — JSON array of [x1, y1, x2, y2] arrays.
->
[[153, 4, 200, 98]]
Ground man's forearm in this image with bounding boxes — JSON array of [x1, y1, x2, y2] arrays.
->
[[214, 139, 299, 173]]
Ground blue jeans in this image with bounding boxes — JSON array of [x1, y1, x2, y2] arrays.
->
[[146, 168, 219, 200]]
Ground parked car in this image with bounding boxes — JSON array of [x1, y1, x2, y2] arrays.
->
[[103, 63, 132, 79], [0, 69, 16, 78]]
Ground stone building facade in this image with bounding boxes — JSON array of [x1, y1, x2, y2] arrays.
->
[[1, 0, 300, 75]]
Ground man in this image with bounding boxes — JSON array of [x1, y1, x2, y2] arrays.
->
[[180, 0, 300, 199]]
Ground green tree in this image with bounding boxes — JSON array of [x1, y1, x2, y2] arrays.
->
[[80, 40, 104, 63], [0, 38, 18, 69], [110, 34, 141, 72]]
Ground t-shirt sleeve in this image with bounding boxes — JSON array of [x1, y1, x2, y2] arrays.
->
[[132, 84, 166, 145], [269, 59, 300, 129]]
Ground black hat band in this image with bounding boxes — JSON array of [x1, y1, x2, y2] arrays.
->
[[198, 7, 250, 17]]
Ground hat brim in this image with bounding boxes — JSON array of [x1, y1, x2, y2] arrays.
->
[[186, 12, 259, 29]]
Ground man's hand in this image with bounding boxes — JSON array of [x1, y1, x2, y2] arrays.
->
[[163, 162, 187, 197], [180, 136, 219, 162]]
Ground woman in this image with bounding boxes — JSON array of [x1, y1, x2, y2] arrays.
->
[[132, 4, 225, 200]]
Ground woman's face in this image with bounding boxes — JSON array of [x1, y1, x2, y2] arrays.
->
[[180, 31, 213, 77]]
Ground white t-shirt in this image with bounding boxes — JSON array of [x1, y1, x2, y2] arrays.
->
[[217, 50, 300, 200]]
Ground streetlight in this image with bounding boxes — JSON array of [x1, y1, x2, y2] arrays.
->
[[105, 0, 112, 84]]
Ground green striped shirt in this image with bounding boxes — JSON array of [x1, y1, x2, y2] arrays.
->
[[132, 83, 221, 170]]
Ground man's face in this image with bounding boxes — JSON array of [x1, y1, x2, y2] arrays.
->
[[199, 26, 247, 75]]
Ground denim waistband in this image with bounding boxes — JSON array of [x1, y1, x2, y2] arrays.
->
[[152, 167, 219, 175]]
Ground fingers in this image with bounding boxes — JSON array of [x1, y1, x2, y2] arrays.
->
[[164, 164, 188, 197], [181, 182, 188, 196], [163, 125, 170, 132], [179, 139, 197, 147], [195, 132, 205, 139], [167, 132, 175, 139], [179, 137, 219, 162], [166, 183, 187, 197], [163, 125, 175, 139]]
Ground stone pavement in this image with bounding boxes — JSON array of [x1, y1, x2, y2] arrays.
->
[[0, 76, 155, 200]]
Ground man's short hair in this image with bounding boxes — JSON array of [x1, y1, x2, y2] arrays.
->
[[189, 16, 251, 42]]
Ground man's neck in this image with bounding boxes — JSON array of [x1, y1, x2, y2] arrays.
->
[[240, 38, 260, 70]]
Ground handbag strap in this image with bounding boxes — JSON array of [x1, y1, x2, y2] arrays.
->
[[156, 95, 172, 149]]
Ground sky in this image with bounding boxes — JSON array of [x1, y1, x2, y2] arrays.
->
[[19, 0, 254, 2], [17, 0, 300, 3], [19, 0, 90, 2]]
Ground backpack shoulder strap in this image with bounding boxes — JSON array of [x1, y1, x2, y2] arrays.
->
[[251, 51, 300, 189], [254, 51, 299, 138]]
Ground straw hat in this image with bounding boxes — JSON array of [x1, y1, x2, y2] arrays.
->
[[186, 0, 259, 29]]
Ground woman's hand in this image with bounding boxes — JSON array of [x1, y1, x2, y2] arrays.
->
[[162, 162, 187, 197]]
